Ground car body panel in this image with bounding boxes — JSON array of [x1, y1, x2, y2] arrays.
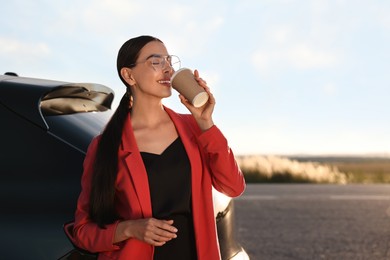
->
[[0, 75, 114, 259]]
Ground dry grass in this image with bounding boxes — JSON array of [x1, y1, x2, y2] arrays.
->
[[236, 155, 390, 184], [236, 155, 348, 184], [324, 159, 390, 183]]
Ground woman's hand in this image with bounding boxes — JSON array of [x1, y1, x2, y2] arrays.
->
[[115, 218, 178, 246], [179, 69, 216, 131]]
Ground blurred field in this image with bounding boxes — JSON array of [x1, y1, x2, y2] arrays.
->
[[236, 155, 390, 184], [291, 156, 390, 183]]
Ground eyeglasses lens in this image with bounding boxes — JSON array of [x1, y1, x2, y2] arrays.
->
[[151, 56, 181, 71]]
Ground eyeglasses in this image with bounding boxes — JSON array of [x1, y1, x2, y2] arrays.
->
[[131, 54, 181, 71]]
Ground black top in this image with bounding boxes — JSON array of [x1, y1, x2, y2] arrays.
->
[[141, 137, 197, 260]]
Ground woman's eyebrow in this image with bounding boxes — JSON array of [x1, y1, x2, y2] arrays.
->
[[145, 53, 163, 59]]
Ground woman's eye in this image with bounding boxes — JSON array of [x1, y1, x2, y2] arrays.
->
[[151, 58, 162, 65]]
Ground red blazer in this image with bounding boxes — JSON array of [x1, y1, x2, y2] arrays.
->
[[73, 107, 245, 260]]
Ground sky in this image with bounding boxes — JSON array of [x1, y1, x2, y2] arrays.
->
[[1, 0, 389, 156]]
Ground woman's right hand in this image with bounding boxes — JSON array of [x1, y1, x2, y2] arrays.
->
[[114, 218, 178, 246]]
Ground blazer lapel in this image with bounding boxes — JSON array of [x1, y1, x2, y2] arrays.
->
[[120, 114, 153, 218]]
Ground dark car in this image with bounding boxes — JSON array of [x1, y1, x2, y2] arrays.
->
[[0, 73, 248, 260]]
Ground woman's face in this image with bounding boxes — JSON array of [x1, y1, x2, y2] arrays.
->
[[128, 40, 174, 102]]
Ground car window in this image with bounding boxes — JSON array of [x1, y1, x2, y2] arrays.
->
[[44, 109, 113, 153]]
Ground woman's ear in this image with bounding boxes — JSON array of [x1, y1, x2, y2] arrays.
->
[[120, 68, 136, 85]]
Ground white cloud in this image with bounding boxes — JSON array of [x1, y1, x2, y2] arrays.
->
[[251, 21, 342, 77], [372, 5, 390, 30], [287, 44, 339, 69], [0, 37, 53, 77], [252, 44, 339, 77], [46, 1, 225, 61], [82, 0, 142, 33], [322, 83, 338, 96], [266, 26, 293, 45], [0, 37, 51, 57], [162, 15, 225, 58]]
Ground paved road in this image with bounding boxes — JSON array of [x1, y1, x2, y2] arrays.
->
[[234, 184, 390, 260]]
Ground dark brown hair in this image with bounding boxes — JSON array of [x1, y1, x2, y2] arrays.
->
[[89, 35, 162, 228]]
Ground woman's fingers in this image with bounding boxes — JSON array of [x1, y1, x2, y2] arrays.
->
[[160, 219, 178, 233], [152, 221, 177, 239], [137, 218, 178, 246], [194, 69, 208, 90]]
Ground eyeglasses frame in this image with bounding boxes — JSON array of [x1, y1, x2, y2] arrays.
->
[[129, 54, 181, 71]]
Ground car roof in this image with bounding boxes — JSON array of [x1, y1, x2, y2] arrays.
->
[[0, 74, 114, 129]]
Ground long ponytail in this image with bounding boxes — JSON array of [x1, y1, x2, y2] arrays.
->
[[89, 93, 130, 227], [88, 36, 162, 228]]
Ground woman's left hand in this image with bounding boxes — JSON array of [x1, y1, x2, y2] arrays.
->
[[179, 69, 216, 131]]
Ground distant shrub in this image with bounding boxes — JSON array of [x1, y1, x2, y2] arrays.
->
[[331, 158, 390, 183], [236, 155, 348, 184]]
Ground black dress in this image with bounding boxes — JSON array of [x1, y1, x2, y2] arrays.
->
[[140, 137, 198, 260]]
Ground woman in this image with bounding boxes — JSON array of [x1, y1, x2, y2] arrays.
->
[[72, 35, 245, 259]]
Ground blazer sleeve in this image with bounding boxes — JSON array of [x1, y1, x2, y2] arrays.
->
[[72, 136, 121, 253], [196, 124, 246, 198]]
